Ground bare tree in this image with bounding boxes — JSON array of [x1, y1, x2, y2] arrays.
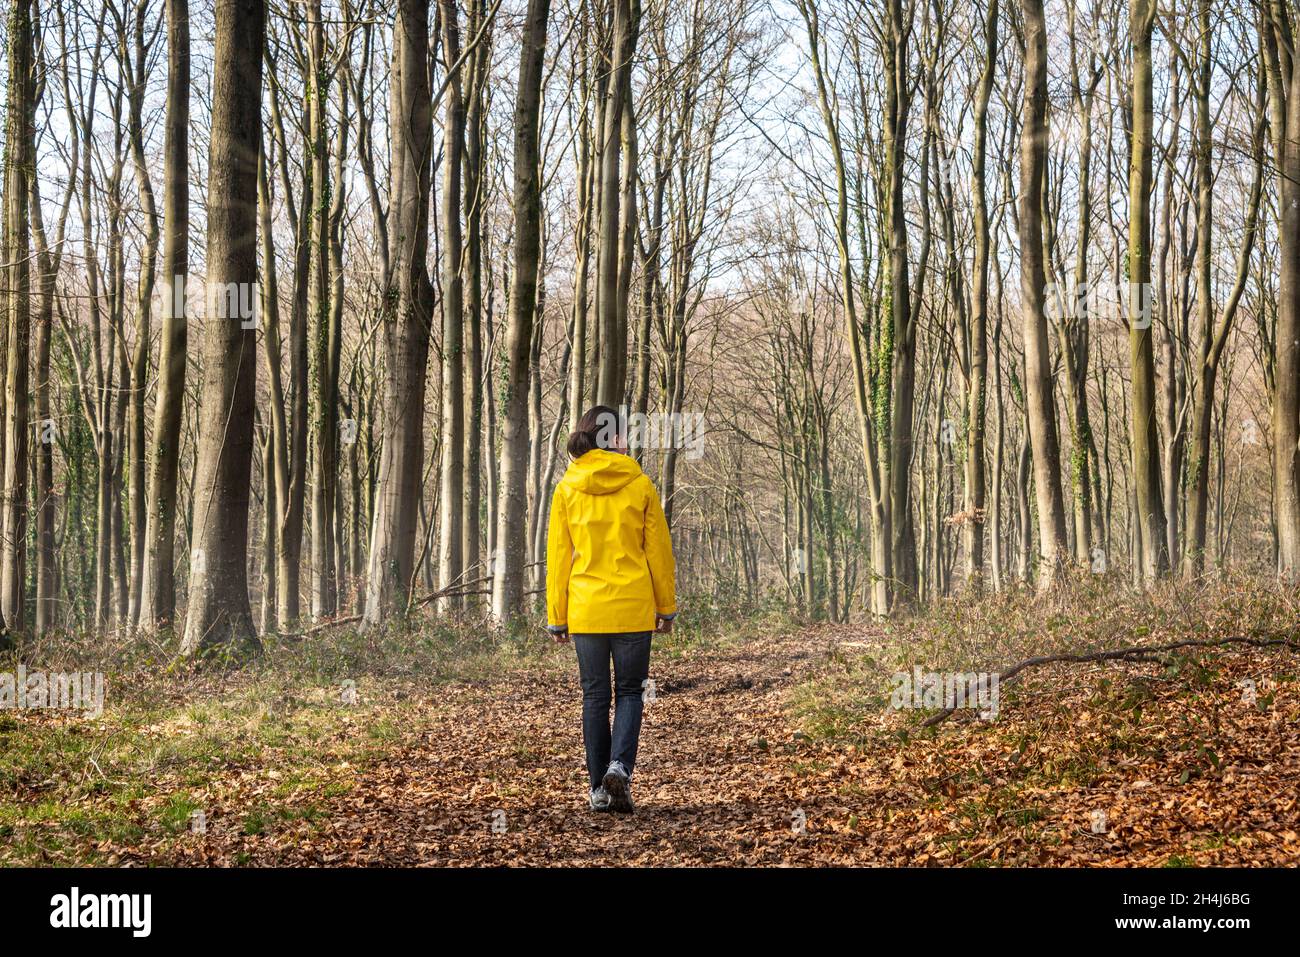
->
[[439, 0, 467, 608], [1018, 0, 1069, 585], [1128, 0, 1169, 582], [0, 0, 37, 631], [594, 0, 639, 405], [365, 0, 435, 623], [140, 0, 191, 629], [492, 0, 551, 623], [181, 0, 265, 655]]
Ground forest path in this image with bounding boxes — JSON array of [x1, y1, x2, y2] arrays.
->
[[159, 620, 1300, 867], [175, 625, 871, 866]]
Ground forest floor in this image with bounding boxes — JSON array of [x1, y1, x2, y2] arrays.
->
[[4, 580, 1300, 866]]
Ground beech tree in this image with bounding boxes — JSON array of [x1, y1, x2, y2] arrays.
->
[[180, 0, 265, 655]]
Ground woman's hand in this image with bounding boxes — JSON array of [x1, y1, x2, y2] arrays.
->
[[550, 628, 570, 644], [655, 616, 673, 634]]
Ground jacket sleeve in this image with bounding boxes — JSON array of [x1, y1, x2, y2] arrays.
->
[[643, 478, 677, 619], [546, 488, 573, 631]]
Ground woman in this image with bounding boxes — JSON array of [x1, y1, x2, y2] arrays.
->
[[547, 405, 677, 814]]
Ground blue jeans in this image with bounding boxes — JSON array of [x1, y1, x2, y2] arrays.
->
[[572, 632, 652, 790]]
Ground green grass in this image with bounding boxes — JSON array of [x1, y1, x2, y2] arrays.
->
[[158, 793, 204, 833], [0, 617, 535, 865], [0, 689, 396, 864]]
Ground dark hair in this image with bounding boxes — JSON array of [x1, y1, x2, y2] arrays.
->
[[567, 405, 620, 459]]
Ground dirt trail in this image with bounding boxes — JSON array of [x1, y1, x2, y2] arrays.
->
[[159, 623, 1300, 867], [170, 626, 869, 866]]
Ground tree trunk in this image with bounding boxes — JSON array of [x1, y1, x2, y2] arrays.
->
[[594, 0, 638, 406], [308, 0, 340, 619], [884, 0, 919, 604], [1271, 11, 1300, 578], [1186, 4, 1261, 576], [568, 22, 593, 430], [964, 0, 996, 590], [29, 92, 73, 634], [463, 0, 489, 597], [180, 0, 265, 656], [125, 4, 159, 629], [140, 0, 190, 629], [0, 0, 35, 631], [1128, 0, 1169, 582], [491, 0, 550, 624], [1018, 0, 1069, 585], [438, 0, 466, 609], [364, 0, 434, 624]]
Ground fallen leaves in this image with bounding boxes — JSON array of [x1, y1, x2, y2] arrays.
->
[[11, 616, 1300, 868]]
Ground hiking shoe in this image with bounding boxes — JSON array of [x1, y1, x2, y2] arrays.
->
[[589, 786, 612, 812], [602, 761, 634, 814]]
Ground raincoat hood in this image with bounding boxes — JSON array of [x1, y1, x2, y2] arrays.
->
[[561, 449, 642, 496]]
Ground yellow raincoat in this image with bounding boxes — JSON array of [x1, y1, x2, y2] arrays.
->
[[546, 449, 676, 634]]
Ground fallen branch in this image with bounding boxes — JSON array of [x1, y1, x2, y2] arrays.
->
[[278, 614, 364, 641], [412, 577, 493, 606], [919, 634, 1300, 729], [276, 578, 494, 641], [958, 833, 1015, 866]]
